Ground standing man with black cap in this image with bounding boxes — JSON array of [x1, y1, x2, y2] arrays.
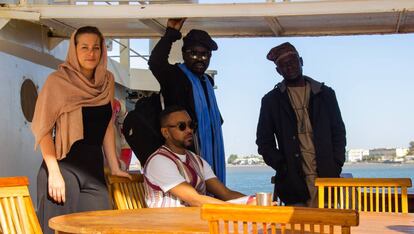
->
[[149, 18, 226, 183], [256, 42, 346, 207]]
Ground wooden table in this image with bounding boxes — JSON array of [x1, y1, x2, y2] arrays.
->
[[50, 207, 208, 234], [49, 207, 414, 234]]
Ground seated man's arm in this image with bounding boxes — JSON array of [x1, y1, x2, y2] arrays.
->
[[205, 177, 245, 201], [200, 157, 246, 201], [169, 182, 227, 207]]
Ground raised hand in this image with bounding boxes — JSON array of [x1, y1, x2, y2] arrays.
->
[[167, 18, 186, 31]]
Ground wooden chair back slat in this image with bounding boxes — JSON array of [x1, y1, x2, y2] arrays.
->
[[0, 201, 11, 233], [381, 187, 385, 213], [315, 178, 412, 213], [251, 222, 257, 234], [0, 176, 42, 234], [11, 197, 23, 234], [387, 186, 392, 212], [328, 187, 332, 208], [394, 187, 399, 213], [127, 183, 137, 208], [17, 196, 31, 233], [201, 204, 359, 234], [351, 187, 356, 210], [401, 186, 408, 213], [25, 196, 39, 233], [129, 183, 138, 209], [106, 173, 146, 210], [363, 187, 367, 212], [121, 183, 133, 208], [375, 187, 379, 212], [369, 186, 373, 212], [112, 184, 124, 209]]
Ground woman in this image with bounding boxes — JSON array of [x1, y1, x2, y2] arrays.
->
[[31, 26, 130, 234]]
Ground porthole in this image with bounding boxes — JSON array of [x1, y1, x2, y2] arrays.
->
[[20, 79, 38, 122]]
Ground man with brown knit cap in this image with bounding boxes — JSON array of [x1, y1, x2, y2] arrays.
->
[[256, 42, 346, 207]]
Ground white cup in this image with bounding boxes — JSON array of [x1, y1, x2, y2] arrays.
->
[[256, 192, 272, 206]]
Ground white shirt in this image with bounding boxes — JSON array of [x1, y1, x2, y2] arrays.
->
[[145, 151, 216, 193]]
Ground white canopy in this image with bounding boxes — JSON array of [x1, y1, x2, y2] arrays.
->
[[1, 0, 414, 38]]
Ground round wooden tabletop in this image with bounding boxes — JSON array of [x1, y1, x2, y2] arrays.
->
[[49, 207, 209, 234], [49, 207, 414, 234]]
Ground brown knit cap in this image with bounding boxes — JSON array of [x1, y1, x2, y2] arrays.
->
[[266, 42, 298, 62]]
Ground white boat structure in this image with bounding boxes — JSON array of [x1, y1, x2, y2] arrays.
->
[[0, 0, 414, 202]]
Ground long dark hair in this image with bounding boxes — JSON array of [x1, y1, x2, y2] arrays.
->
[[74, 26, 104, 46]]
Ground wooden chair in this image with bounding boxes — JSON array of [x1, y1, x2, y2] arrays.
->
[[201, 204, 359, 234], [315, 178, 412, 213], [0, 176, 42, 234], [106, 173, 147, 210]]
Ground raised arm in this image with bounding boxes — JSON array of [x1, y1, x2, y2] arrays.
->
[[148, 18, 186, 86]]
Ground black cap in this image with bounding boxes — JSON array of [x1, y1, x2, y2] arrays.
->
[[267, 42, 298, 62], [183, 29, 218, 51]]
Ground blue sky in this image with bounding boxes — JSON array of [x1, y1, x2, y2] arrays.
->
[[210, 34, 414, 156], [118, 0, 414, 157], [125, 33, 414, 157]]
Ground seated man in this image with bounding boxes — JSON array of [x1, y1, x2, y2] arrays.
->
[[144, 106, 252, 208]]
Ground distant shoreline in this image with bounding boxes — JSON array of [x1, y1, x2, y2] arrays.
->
[[226, 161, 414, 168], [226, 164, 270, 168]]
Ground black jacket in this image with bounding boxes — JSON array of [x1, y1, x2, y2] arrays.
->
[[148, 27, 215, 122], [256, 76, 346, 204]]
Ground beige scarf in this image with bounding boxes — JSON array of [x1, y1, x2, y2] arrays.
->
[[31, 29, 114, 160]]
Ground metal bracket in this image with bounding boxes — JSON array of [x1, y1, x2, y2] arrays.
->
[[0, 18, 9, 30]]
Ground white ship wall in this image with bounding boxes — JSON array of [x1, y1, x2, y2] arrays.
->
[[0, 19, 68, 203], [0, 51, 53, 200]]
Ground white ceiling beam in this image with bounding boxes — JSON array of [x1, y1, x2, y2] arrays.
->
[[0, 39, 62, 69], [0, 10, 39, 21], [6, 0, 414, 20], [40, 18, 75, 37], [139, 19, 165, 35]]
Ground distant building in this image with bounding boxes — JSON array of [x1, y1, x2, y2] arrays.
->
[[347, 147, 410, 163], [396, 148, 409, 157], [346, 149, 369, 162], [228, 155, 265, 165], [368, 148, 411, 162], [395, 148, 409, 162], [369, 148, 396, 158]]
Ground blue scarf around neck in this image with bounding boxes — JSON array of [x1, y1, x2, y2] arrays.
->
[[178, 63, 226, 184]]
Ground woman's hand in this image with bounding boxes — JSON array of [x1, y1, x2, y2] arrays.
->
[[48, 171, 66, 203], [111, 168, 132, 180], [39, 133, 66, 203]]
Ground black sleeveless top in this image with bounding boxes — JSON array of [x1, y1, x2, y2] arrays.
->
[[60, 103, 112, 182]]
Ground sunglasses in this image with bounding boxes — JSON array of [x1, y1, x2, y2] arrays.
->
[[167, 121, 197, 131], [184, 50, 211, 60]]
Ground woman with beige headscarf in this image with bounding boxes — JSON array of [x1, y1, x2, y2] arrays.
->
[[31, 26, 131, 234]]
